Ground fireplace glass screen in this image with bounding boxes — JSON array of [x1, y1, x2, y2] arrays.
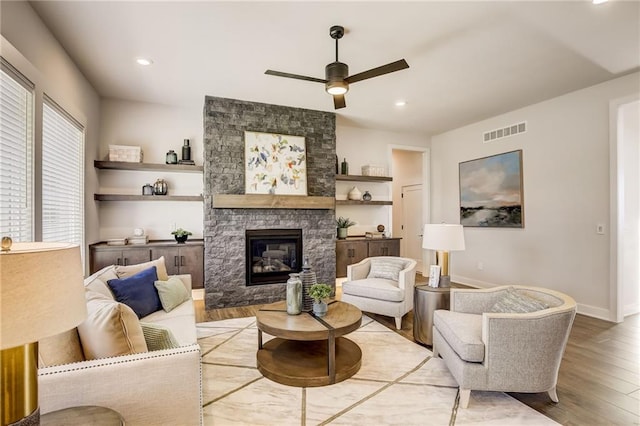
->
[[246, 229, 302, 286]]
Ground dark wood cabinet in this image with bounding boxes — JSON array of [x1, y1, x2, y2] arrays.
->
[[335, 238, 401, 278], [89, 240, 204, 289], [151, 244, 204, 289], [336, 241, 369, 278], [89, 246, 152, 272], [368, 240, 400, 257]]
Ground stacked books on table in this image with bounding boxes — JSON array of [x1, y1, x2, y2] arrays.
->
[[128, 235, 149, 245]]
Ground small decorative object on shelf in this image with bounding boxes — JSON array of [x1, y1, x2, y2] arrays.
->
[[377, 224, 385, 233], [153, 179, 168, 195], [300, 256, 317, 311], [165, 150, 178, 164], [171, 228, 192, 244], [309, 283, 332, 317], [341, 158, 349, 175], [142, 183, 154, 195], [286, 273, 302, 315], [182, 139, 191, 161], [336, 216, 356, 239], [362, 191, 372, 201], [348, 186, 362, 200], [1, 236, 12, 251], [335, 155, 339, 174]]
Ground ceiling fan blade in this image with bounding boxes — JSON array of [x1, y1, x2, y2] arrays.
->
[[345, 59, 409, 84], [333, 94, 346, 109], [265, 70, 327, 84]]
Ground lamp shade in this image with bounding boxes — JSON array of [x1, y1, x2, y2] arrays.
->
[[0, 242, 87, 349], [422, 224, 466, 251]]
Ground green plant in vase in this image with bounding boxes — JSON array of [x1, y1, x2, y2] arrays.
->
[[171, 228, 192, 244], [308, 283, 332, 317], [336, 216, 355, 240]]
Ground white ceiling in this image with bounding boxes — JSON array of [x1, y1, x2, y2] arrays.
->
[[30, 1, 640, 136]]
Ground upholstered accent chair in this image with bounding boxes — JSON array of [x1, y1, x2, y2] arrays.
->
[[341, 257, 417, 330], [432, 285, 576, 408]]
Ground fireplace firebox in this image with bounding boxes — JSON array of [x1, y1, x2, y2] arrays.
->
[[246, 229, 302, 286]]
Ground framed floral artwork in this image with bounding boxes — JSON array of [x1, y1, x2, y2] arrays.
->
[[459, 150, 524, 228], [244, 131, 307, 195]]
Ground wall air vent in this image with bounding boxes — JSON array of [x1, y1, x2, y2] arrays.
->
[[483, 121, 527, 143]]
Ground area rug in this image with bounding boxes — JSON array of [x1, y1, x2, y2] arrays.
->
[[197, 316, 558, 425]]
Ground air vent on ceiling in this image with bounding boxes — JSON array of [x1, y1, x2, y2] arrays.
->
[[483, 121, 527, 143]]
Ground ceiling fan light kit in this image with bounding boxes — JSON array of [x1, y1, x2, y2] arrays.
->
[[265, 25, 409, 110]]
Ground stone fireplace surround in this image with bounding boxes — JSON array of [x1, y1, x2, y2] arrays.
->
[[203, 96, 336, 309]]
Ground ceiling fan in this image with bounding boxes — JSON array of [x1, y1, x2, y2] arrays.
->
[[265, 25, 409, 110]]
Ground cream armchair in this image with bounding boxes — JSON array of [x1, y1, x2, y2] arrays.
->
[[341, 257, 417, 329], [432, 285, 576, 408]]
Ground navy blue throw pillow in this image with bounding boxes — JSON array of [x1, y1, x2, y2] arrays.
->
[[107, 266, 162, 318]]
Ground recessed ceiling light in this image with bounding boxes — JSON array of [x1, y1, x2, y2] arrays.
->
[[136, 58, 153, 66], [592, 0, 608, 4], [395, 100, 407, 107]]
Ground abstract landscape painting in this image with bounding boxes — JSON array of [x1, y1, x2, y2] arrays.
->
[[459, 150, 524, 228], [245, 131, 307, 195]]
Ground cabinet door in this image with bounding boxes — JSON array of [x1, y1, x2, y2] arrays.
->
[[121, 247, 152, 266], [336, 241, 368, 278], [150, 247, 180, 277], [90, 247, 151, 274], [178, 245, 204, 289], [368, 240, 400, 257], [90, 250, 122, 273]]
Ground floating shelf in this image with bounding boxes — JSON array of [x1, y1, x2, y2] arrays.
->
[[212, 194, 335, 209], [94, 160, 203, 173], [335, 200, 392, 206], [335, 174, 392, 182], [94, 194, 203, 202]]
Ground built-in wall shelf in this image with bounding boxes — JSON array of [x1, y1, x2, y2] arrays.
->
[[94, 160, 204, 173], [94, 194, 203, 202], [212, 194, 335, 210], [335, 174, 392, 182], [335, 200, 393, 206]]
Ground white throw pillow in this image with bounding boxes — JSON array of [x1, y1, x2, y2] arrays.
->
[[115, 256, 169, 281], [77, 292, 148, 360], [367, 258, 408, 281]]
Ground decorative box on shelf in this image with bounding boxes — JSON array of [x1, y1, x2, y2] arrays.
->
[[361, 164, 385, 177], [108, 144, 143, 163]]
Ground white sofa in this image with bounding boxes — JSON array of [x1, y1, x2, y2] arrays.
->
[[37, 263, 203, 425]]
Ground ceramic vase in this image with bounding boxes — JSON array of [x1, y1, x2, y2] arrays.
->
[[300, 257, 317, 311], [337, 227, 348, 239], [348, 186, 361, 200], [286, 273, 302, 315]]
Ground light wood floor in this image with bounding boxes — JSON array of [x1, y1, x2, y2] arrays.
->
[[194, 279, 640, 425]]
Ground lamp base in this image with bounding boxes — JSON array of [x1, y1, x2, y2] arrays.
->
[[438, 275, 451, 288], [1, 343, 38, 426], [8, 408, 39, 426]]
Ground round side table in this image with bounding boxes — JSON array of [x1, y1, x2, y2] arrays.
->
[[413, 285, 450, 346]]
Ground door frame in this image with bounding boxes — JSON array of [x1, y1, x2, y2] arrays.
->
[[609, 93, 640, 323], [388, 144, 430, 276]]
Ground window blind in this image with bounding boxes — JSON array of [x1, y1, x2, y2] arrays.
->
[[0, 58, 34, 241], [42, 95, 84, 249]]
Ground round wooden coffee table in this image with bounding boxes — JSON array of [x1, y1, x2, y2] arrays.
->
[[256, 300, 362, 387]]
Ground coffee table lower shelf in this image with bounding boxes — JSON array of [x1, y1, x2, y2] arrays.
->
[[257, 337, 362, 387]]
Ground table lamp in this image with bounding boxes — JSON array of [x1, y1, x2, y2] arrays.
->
[[422, 224, 465, 287], [1, 240, 87, 426]]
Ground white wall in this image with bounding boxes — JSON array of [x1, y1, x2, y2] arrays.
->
[[98, 99, 204, 240], [336, 122, 428, 236], [0, 2, 101, 272], [620, 100, 640, 316], [431, 72, 640, 320]]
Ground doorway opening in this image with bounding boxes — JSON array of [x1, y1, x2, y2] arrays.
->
[[390, 147, 429, 275]]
